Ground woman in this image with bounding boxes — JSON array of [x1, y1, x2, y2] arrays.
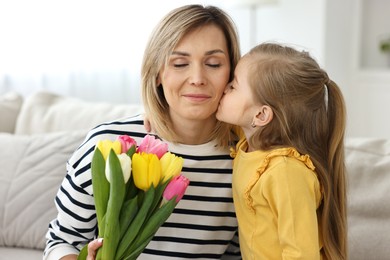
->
[[44, 4, 241, 260]]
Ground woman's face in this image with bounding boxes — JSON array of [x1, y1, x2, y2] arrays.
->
[[159, 24, 230, 124]]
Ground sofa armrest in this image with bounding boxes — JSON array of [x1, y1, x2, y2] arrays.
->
[[345, 138, 390, 259], [0, 131, 86, 250]]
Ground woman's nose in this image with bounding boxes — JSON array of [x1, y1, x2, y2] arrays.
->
[[189, 65, 206, 86]]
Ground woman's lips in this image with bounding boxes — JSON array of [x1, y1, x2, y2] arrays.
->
[[182, 94, 211, 102]]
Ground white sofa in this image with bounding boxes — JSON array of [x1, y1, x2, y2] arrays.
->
[[0, 91, 144, 259], [0, 91, 389, 260]]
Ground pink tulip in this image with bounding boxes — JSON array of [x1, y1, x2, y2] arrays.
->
[[137, 135, 168, 159], [163, 175, 190, 203], [117, 135, 137, 154]]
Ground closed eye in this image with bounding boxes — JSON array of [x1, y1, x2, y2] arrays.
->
[[207, 63, 221, 68], [224, 82, 234, 94], [173, 63, 188, 68]]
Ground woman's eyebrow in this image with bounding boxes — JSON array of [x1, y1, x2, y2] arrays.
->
[[205, 49, 225, 56], [171, 51, 189, 56], [171, 49, 226, 57]]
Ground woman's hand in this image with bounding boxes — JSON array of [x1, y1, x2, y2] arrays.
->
[[87, 238, 103, 260]]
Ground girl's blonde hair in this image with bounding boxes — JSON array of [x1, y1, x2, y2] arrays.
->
[[141, 5, 241, 146], [247, 43, 347, 259]]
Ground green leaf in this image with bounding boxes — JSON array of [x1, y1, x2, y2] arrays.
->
[[147, 179, 171, 219], [122, 234, 154, 260], [91, 148, 110, 237], [116, 186, 155, 260], [119, 195, 139, 239], [101, 149, 126, 260], [124, 175, 138, 200], [126, 145, 136, 158], [77, 244, 88, 260], [99, 214, 106, 237], [95, 247, 103, 260], [124, 197, 177, 257]]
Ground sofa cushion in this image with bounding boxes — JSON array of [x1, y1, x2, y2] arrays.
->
[[345, 138, 390, 259], [15, 91, 144, 135], [0, 92, 23, 133], [0, 131, 86, 250], [0, 247, 43, 259]]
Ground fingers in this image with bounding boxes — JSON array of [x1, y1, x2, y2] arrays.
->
[[86, 238, 103, 260]]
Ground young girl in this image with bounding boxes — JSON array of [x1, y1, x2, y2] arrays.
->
[[217, 43, 347, 259]]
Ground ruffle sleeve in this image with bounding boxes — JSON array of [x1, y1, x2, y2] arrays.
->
[[245, 147, 316, 213]]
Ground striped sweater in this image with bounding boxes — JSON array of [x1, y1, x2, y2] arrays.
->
[[44, 114, 241, 259]]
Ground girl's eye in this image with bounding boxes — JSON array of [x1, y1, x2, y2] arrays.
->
[[224, 83, 234, 93]]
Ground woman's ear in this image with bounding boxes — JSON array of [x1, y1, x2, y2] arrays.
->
[[252, 105, 273, 127], [156, 75, 161, 86]]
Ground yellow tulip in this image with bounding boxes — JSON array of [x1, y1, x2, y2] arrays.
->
[[132, 152, 161, 190], [160, 152, 184, 182], [96, 140, 121, 160]]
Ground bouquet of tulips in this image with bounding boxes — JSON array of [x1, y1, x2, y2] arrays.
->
[[77, 134, 189, 260]]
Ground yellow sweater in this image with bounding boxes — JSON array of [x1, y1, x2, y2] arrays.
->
[[231, 139, 323, 260]]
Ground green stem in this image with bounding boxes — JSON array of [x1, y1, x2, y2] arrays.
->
[[101, 150, 126, 260], [124, 197, 177, 256], [115, 186, 155, 260]]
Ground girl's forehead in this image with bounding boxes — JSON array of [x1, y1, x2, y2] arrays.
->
[[236, 56, 252, 69]]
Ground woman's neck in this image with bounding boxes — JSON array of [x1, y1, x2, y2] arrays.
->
[[172, 117, 217, 145]]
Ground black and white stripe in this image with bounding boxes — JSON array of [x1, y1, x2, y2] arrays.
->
[[44, 114, 241, 259]]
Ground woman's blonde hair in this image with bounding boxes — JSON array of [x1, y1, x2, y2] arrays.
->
[[141, 4, 241, 146], [247, 43, 347, 259]]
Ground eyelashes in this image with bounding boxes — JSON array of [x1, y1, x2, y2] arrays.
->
[[207, 64, 221, 68], [173, 63, 222, 68], [173, 64, 187, 68]]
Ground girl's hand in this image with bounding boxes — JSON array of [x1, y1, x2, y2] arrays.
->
[[86, 238, 103, 260]]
